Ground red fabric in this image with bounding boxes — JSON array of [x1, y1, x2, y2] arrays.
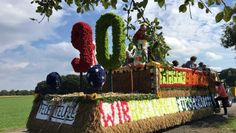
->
[[71, 22, 96, 72], [216, 84, 228, 97], [133, 26, 146, 41]]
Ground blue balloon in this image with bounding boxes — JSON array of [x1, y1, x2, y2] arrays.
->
[[86, 64, 106, 91]]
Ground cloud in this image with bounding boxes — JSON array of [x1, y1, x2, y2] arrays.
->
[[0, 0, 66, 53], [0, 42, 77, 90], [0, 61, 29, 71], [165, 36, 213, 56], [209, 66, 222, 71], [205, 51, 223, 60]]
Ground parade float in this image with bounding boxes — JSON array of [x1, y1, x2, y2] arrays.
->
[[27, 13, 217, 133]]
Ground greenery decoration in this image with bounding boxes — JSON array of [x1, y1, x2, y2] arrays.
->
[[160, 86, 209, 91], [95, 13, 126, 70], [99, 93, 158, 103], [42, 93, 159, 104]]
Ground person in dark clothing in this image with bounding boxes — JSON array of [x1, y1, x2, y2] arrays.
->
[[172, 60, 179, 67], [197, 62, 204, 71], [184, 56, 197, 69]]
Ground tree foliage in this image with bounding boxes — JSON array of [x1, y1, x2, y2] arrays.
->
[[31, 0, 236, 23], [221, 22, 236, 51], [219, 68, 236, 86], [0, 90, 34, 96]]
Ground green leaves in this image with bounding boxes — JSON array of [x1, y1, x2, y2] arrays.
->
[[233, 16, 236, 23], [215, 11, 223, 22], [198, 2, 204, 9], [35, 6, 43, 13], [31, 0, 236, 25], [54, 5, 62, 10], [128, 16, 132, 23], [215, 0, 222, 5], [137, 12, 143, 19], [157, 0, 165, 8], [215, 12, 224, 23], [111, 0, 117, 9], [215, 6, 235, 23], [65, 0, 73, 6], [45, 9, 52, 17], [179, 4, 187, 13], [102, 2, 109, 9], [207, 0, 214, 6], [223, 6, 233, 22], [142, 0, 148, 8]]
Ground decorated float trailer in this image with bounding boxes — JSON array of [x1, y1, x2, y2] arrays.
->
[[27, 13, 217, 133], [27, 63, 217, 133]]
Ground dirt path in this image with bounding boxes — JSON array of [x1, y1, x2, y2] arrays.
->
[[160, 103, 236, 133], [3, 104, 236, 133]]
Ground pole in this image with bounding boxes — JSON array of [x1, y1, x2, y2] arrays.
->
[[80, 72, 83, 90], [109, 70, 113, 92]]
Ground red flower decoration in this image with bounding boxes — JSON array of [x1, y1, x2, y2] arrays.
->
[[71, 22, 96, 72]]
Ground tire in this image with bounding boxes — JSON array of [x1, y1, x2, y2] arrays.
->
[[227, 92, 233, 107], [226, 87, 233, 107]]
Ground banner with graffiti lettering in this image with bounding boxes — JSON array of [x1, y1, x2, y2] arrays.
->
[[176, 95, 213, 112], [98, 95, 213, 127], [36, 100, 79, 125]]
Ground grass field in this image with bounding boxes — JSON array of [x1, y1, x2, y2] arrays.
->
[[0, 96, 235, 133], [215, 116, 236, 132], [0, 96, 34, 132]]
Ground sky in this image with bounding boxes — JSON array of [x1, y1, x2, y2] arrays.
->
[[0, 0, 235, 90]]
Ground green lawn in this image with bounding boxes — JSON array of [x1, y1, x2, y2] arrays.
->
[[0, 96, 34, 132], [214, 116, 236, 132]]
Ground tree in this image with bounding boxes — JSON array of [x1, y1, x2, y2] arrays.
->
[[0, 90, 8, 96], [219, 68, 236, 87], [221, 22, 236, 51], [9, 90, 16, 95], [60, 74, 86, 93], [31, 0, 236, 24]]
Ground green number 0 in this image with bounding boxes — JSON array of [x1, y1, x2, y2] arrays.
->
[[96, 13, 126, 70]]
